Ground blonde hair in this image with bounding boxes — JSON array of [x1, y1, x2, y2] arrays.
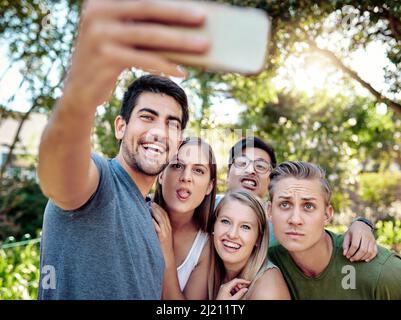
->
[[208, 190, 269, 300], [268, 161, 332, 206]]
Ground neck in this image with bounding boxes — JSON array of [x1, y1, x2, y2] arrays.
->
[[223, 265, 242, 283], [116, 153, 156, 198], [223, 258, 247, 283], [289, 231, 333, 277], [169, 209, 197, 231]]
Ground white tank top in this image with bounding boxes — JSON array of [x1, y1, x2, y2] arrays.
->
[[177, 230, 209, 291]]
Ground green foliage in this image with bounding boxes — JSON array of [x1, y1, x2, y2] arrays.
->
[[326, 224, 348, 234], [358, 172, 401, 208], [0, 0, 400, 299], [229, 87, 400, 212], [375, 220, 401, 253], [0, 173, 47, 241], [94, 95, 121, 158], [221, 0, 401, 97], [0, 240, 40, 300]]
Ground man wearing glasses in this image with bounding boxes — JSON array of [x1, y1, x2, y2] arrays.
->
[[216, 137, 378, 262], [215, 137, 277, 244]]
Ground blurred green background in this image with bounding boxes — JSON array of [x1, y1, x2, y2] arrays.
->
[[1, 0, 400, 299]]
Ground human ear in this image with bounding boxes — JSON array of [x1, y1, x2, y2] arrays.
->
[[205, 180, 214, 196], [266, 201, 273, 221], [114, 115, 126, 140], [158, 171, 164, 185], [324, 205, 334, 226]]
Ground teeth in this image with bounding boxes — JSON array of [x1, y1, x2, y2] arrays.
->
[[142, 143, 165, 154], [242, 179, 256, 187], [223, 240, 241, 249]]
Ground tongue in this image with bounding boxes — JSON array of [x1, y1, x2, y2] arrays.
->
[[177, 190, 190, 199]]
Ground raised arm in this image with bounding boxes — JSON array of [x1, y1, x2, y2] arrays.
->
[[38, 0, 208, 210]]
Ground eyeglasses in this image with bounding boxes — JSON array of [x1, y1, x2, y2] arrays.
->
[[233, 156, 272, 174]]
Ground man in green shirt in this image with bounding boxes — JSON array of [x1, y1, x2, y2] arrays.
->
[[267, 161, 401, 299]]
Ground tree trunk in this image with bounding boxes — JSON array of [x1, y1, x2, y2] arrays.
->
[[0, 106, 36, 180]]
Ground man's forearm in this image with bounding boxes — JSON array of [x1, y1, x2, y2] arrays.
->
[[38, 90, 97, 205]]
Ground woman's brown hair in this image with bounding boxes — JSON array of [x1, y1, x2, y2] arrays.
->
[[154, 137, 217, 232]]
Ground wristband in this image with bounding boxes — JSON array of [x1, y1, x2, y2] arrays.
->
[[353, 217, 375, 231]]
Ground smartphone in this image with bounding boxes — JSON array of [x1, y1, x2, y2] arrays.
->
[[160, 0, 271, 75]]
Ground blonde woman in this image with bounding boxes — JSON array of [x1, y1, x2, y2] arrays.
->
[[209, 190, 290, 300]]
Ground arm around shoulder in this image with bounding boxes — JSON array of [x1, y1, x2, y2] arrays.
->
[[246, 267, 291, 300]]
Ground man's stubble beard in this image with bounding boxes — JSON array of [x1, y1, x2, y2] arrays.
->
[[121, 138, 169, 177]]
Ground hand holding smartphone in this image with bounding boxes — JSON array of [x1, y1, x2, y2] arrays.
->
[[160, 0, 271, 75]]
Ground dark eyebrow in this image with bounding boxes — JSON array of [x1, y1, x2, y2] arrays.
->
[[278, 196, 292, 200], [138, 108, 182, 127], [138, 108, 159, 116], [175, 160, 208, 170], [240, 153, 269, 162]]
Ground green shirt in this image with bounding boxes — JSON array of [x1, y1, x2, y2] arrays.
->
[[268, 230, 401, 300]]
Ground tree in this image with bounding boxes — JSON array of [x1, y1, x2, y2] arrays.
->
[[219, 0, 400, 115], [0, 0, 81, 180]]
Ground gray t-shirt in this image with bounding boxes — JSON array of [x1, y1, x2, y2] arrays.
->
[[38, 154, 164, 299]]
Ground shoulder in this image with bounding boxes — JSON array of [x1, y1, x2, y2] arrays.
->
[[65, 153, 113, 213], [91, 153, 111, 175], [247, 266, 291, 300], [375, 251, 401, 299], [377, 250, 401, 275], [197, 234, 211, 264], [268, 242, 289, 264], [325, 230, 344, 249]]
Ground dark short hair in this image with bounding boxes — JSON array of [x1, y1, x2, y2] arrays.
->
[[120, 75, 189, 129], [228, 137, 277, 169]]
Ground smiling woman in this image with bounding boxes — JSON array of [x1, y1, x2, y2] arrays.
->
[[208, 190, 291, 300]]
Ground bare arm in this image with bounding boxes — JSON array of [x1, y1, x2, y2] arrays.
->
[[160, 240, 210, 300], [182, 240, 210, 300], [151, 203, 210, 300], [38, 0, 208, 210], [246, 268, 291, 300]]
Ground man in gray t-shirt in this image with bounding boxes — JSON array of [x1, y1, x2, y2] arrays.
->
[[37, 2, 208, 298], [39, 154, 165, 299], [38, 73, 191, 299]]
